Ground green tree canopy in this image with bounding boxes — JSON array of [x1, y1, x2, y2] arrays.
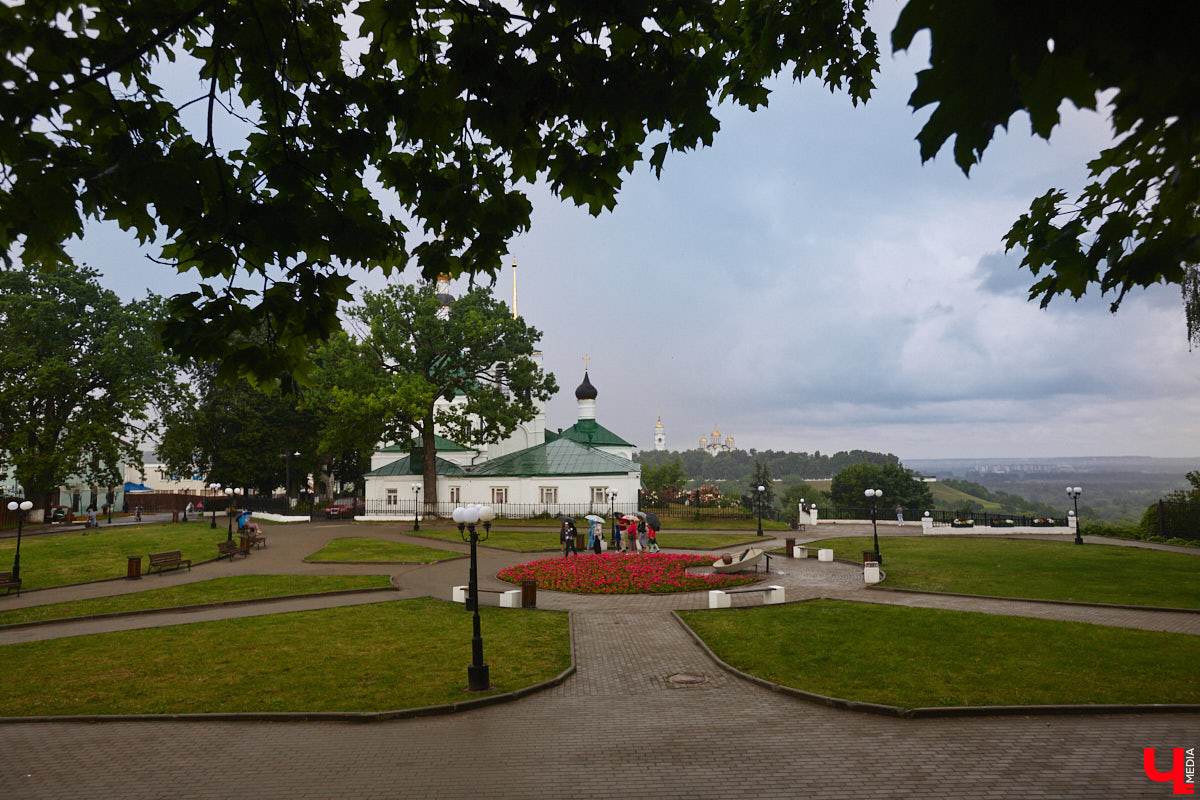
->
[[158, 372, 319, 497], [829, 462, 932, 511], [894, 1, 1200, 345], [0, 263, 172, 510], [329, 281, 557, 504], [0, 0, 877, 383], [640, 458, 687, 501]]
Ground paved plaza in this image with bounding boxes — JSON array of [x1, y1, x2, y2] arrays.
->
[[0, 521, 1196, 799]]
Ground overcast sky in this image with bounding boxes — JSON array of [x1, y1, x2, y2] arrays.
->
[[70, 1, 1199, 461]]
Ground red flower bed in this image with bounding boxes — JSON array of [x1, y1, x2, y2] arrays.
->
[[497, 553, 762, 595]]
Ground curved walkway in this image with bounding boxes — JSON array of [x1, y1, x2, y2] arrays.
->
[[1, 522, 1197, 799]]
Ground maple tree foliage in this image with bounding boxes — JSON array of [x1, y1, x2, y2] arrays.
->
[[894, 0, 1200, 345], [0, 0, 877, 383]]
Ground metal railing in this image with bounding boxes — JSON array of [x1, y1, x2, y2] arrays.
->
[[362, 500, 641, 519]]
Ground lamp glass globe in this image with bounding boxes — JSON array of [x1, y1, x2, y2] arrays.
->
[[478, 506, 495, 522]]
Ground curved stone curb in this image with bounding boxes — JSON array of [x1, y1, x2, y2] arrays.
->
[[0, 587, 401, 631], [303, 556, 468, 566], [864, 585, 1200, 615], [0, 608, 577, 725], [669, 607, 1200, 719]]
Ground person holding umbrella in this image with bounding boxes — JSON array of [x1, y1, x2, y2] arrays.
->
[[585, 515, 604, 551], [645, 511, 662, 553]]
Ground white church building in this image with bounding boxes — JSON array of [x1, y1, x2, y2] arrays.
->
[[362, 368, 642, 519]]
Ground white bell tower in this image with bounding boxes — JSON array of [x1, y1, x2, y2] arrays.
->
[[653, 412, 666, 451]]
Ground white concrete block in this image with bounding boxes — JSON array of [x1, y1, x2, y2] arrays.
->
[[708, 590, 731, 609], [765, 585, 785, 604], [499, 589, 521, 608], [921, 516, 934, 534], [792, 545, 809, 559], [817, 548, 834, 562], [452, 585, 467, 603], [864, 562, 881, 584]]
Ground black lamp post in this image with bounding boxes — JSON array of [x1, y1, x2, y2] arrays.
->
[[608, 489, 617, 543], [1067, 486, 1084, 545], [454, 504, 494, 691], [208, 483, 221, 529], [756, 484, 765, 536], [224, 487, 242, 541], [413, 484, 421, 531], [865, 488, 883, 564], [6, 499, 33, 582], [282, 451, 299, 507]]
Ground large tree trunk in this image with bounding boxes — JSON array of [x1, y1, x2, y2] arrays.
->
[[420, 414, 438, 515]]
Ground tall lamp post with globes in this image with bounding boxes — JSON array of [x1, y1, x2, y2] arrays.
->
[[224, 487, 243, 540], [453, 504, 494, 691], [1067, 486, 1084, 545], [865, 488, 883, 564], [6, 499, 33, 582], [756, 485, 766, 536], [412, 485, 421, 531]]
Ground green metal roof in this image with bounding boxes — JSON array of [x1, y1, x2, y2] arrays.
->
[[468, 438, 640, 478], [365, 454, 468, 477], [377, 436, 472, 453], [549, 419, 633, 448]]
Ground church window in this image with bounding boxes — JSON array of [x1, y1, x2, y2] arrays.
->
[[386, 489, 397, 506], [491, 487, 508, 504], [539, 486, 558, 505], [590, 486, 608, 504], [449, 486, 461, 504]]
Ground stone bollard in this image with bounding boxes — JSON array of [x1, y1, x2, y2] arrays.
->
[[764, 585, 786, 604], [708, 590, 731, 609], [864, 561, 882, 584], [817, 548, 834, 562], [792, 545, 809, 559]]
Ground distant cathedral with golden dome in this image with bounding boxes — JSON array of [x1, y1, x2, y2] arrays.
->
[[699, 426, 736, 455]]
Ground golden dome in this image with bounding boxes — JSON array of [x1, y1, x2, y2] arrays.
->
[[711, 428, 720, 437], [699, 437, 708, 444]]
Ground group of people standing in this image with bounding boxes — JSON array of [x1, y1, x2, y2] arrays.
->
[[559, 515, 660, 556], [611, 516, 659, 553]]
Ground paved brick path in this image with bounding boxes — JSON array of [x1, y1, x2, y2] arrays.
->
[[1, 522, 1197, 799]]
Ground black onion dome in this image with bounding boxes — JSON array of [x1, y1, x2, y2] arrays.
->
[[574, 371, 598, 400], [436, 292, 455, 306]]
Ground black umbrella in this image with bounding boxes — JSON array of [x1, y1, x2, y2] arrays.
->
[[555, 514, 575, 523], [644, 511, 662, 530]]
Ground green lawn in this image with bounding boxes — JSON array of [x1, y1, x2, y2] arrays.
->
[[809, 536, 1200, 609], [0, 598, 570, 716], [0, 575, 393, 626], [680, 600, 1200, 708], [0, 522, 238, 590], [413, 529, 763, 552], [305, 537, 464, 563]]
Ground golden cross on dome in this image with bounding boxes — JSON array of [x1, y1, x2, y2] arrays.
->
[[582, 354, 591, 371]]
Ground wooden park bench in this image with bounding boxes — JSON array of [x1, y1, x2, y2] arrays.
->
[[147, 550, 191, 574], [217, 540, 248, 561], [0, 570, 20, 597], [240, 530, 267, 549]]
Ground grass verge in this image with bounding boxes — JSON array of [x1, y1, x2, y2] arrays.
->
[[0, 575, 393, 626], [305, 537, 463, 563], [808, 536, 1200, 609], [0, 522, 241, 591], [679, 600, 1200, 708], [0, 598, 570, 716]]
